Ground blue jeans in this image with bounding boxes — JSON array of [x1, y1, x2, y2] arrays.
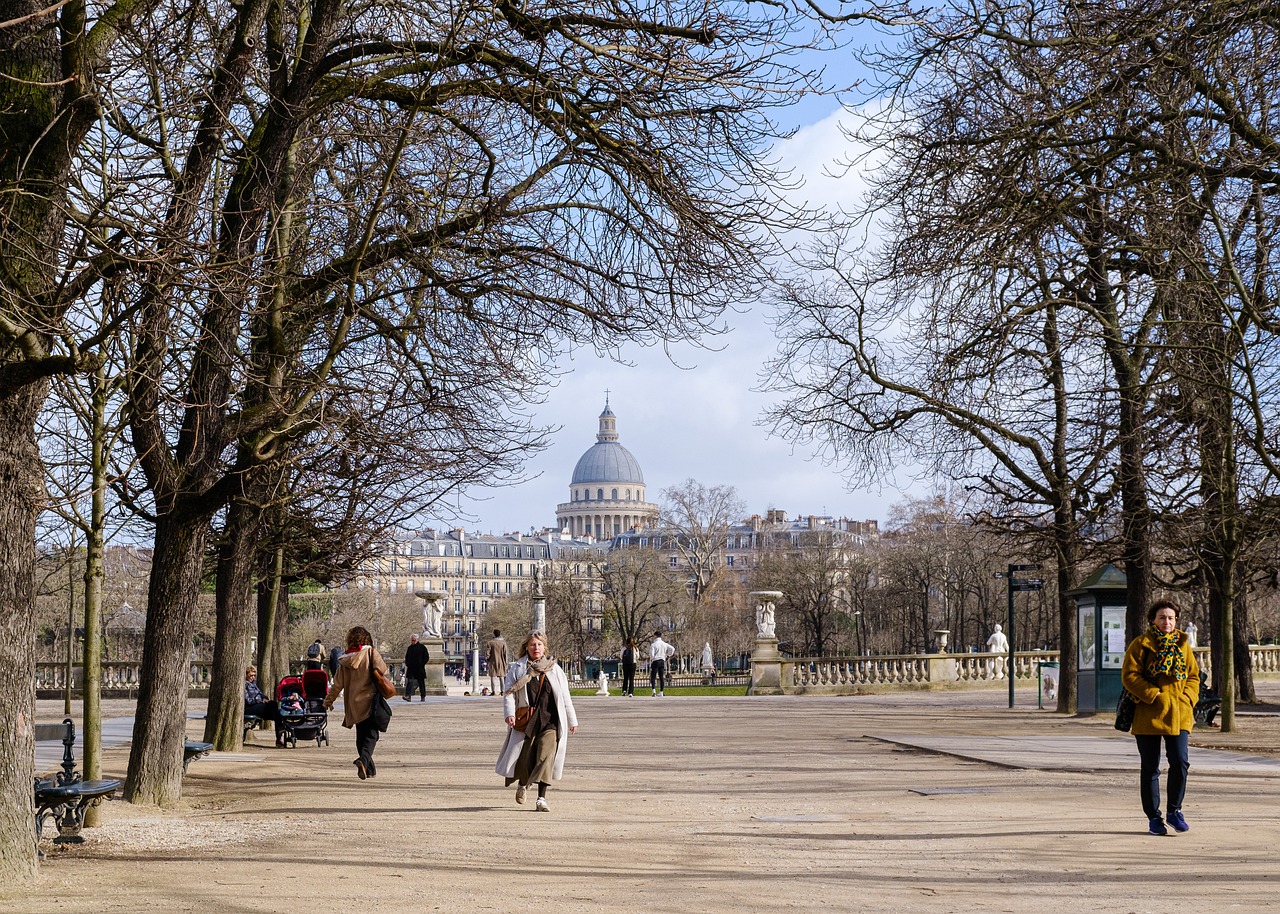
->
[[1135, 731, 1189, 819]]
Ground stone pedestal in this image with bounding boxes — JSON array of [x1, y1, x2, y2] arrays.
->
[[749, 637, 784, 695], [927, 654, 958, 684], [422, 637, 447, 696]]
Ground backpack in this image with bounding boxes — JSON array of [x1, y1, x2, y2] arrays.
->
[[307, 642, 321, 658]]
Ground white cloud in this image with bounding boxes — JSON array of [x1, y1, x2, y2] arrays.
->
[[444, 103, 912, 535]]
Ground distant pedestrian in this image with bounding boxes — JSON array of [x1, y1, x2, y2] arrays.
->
[[404, 633, 429, 701], [303, 639, 325, 671], [486, 629, 509, 697], [649, 631, 675, 697], [328, 644, 343, 678], [496, 632, 578, 812], [1122, 598, 1200, 836], [621, 639, 638, 697]]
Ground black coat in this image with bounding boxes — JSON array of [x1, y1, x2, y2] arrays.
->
[[405, 641, 430, 676]]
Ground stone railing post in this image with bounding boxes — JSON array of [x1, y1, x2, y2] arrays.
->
[[927, 630, 957, 684], [748, 591, 784, 695], [415, 590, 449, 696]]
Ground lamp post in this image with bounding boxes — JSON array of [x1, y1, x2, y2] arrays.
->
[[1000, 564, 1043, 708], [470, 629, 480, 694]]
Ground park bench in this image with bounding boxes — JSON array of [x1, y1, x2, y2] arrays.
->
[[242, 714, 263, 743], [184, 739, 213, 773], [1195, 671, 1222, 728], [33, 718, 120, 846]]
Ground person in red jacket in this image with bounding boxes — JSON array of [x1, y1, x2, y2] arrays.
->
[[1121, 598, 1200, 836]]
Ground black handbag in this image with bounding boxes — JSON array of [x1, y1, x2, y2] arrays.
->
[[1114, 688, 1137, 732], [368, 657, 393, 732]]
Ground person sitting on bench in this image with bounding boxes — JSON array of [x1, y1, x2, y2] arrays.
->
[[244, 665, 285, 748]]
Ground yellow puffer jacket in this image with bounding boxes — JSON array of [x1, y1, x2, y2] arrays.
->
[[1121, 630, 1199, 736]]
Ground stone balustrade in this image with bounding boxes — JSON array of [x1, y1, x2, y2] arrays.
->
[[34, 644, 1280, 699], [786, 651, 1057, 691], [783, 645, 1279, 693]]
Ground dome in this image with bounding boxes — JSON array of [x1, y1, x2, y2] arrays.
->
[[571, 441, 646, 485]]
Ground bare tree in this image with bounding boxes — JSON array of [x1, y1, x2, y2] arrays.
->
[[598, 547, 686, 648], [660, 479, 745, 609]]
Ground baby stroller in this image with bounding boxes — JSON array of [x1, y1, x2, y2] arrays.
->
[[276, 669, 330, 748]]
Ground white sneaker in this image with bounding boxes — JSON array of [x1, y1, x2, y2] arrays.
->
[[515, 784, 526, 804], [535, 796, 549, 812], [659, 691, 665, 697], [651, 689, 657, 696]]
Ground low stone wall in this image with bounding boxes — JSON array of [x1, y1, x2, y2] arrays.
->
[[35, 645, 1280, 701]]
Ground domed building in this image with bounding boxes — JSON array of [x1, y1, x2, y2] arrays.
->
[[556, 402, 659, 540]]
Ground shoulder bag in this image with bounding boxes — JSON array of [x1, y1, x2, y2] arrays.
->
[[511, 675, 543, 735], [371, 651, 397, 699], [368, 654, 393, 732], [1114, 689, 1137, 732]]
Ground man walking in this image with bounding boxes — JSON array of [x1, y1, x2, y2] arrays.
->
[[649, 630, 675, 697], [404, 633, 429, 701], [485, 629, 509, 696]]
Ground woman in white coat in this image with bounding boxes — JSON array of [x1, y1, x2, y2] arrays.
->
[[495, 632, 578, 812]]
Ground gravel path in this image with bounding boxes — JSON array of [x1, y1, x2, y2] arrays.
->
[[6, 687, 1279, 913]]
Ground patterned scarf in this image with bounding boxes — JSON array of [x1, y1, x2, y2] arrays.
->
[[504, 657, 556, 703], [1146, 626, 1187, 681]]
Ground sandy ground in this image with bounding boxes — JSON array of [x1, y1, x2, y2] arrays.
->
[[5, 685, 1280, 913]]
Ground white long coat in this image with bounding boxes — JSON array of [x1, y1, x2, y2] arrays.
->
[[494, 658, 578, 782]]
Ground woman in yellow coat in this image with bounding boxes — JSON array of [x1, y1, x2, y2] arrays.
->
[[1120, 598, 1200, 836]]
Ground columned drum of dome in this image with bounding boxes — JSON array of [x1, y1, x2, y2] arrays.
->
[[556, 402, 659, 539]]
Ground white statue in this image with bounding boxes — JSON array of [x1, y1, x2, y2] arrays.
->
[[986, 623, 1010, 679], [701, 642, 714, 672], [1185, 621, 1198, 648], [419, 594, 443, 638], [755, 600, 776, 639], [595, 668, 609, 696]]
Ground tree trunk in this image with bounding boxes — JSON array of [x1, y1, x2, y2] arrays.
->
[[272, 574, 291, 682], [256, 544, 286, 686], [83, 366, 108, 825], [1233, 583, 1255, 704], [204, 499, 263, 749], [0, 386, 45, 881], [124, 512, 209, 806]]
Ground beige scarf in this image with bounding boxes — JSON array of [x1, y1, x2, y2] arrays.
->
[[504, 657, 556, 706]]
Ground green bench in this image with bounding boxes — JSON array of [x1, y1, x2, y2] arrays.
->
[[33, 719, 120, 846]]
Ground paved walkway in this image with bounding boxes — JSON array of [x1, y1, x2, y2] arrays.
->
[[878, 733, 1280, 774], [14, 688, 1280, 914]]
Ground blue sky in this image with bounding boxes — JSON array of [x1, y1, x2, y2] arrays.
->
[[440, 94, 920, 536]]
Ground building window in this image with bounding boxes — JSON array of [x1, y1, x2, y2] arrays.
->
[[726, 555, 735, 567], [482, 600, 489, 612], [612, 488, 618, 500], [506, 582, 512, 593], [670, 557, 678, 567], [517, 563, 524, 576], [597, 488, 604, 500], [468, 600, 476, 612], [454, 600, 462, 612]]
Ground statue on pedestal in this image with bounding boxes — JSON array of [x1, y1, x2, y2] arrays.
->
[[755, 599, 776, 639], [417, 592, 444, 638]]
